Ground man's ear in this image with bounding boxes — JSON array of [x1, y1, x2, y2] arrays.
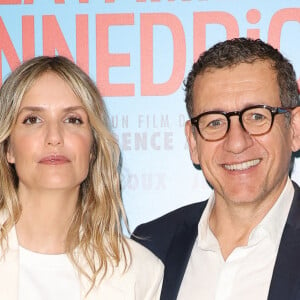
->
[[6, 143, 15, 164], [290, 107, 300, 152], [185, 120, 200, 165]]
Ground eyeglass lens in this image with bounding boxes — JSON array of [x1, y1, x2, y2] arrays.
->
[[198, 107, 273, 141]]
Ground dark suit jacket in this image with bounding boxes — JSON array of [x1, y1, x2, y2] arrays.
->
[[132, 182, 300, 300]]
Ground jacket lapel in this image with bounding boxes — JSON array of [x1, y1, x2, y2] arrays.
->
[[160, 220, 199, 300], [268, 183, 300, 300]]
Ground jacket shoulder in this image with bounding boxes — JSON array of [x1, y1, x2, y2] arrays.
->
[[131, 201, 207, 262], [137, 201, 206, 229]]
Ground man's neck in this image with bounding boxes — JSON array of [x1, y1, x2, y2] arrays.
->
[[208, 191, 283, 260]]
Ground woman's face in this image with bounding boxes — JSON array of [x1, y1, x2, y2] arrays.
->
[[7, 71, 93, 193]]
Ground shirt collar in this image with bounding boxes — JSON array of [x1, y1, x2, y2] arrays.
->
[[197, 193, 217, 250], [197, 178, 294, 250], [250, 178, 294, 246]]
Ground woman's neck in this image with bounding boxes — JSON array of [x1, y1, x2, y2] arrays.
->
[[16, 186, 79, 254]]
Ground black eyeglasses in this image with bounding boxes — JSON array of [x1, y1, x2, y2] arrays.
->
[[190, 104, 293, 142]]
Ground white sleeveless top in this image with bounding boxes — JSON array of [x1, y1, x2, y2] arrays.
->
[[19, 246, 81, 300]]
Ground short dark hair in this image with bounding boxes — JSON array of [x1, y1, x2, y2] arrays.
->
[[184, 38, 299, 118]]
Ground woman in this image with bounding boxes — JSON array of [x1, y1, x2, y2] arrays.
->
[[0, 56, 163, 299]]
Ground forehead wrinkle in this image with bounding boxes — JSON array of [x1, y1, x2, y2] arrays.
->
[[193, 63, 279, 115]]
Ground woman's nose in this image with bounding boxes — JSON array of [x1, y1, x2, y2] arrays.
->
[[45, 122, 63, 146]]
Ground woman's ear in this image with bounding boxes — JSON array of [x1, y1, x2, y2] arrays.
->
[[290, 107, 300, 152], [6, 143, 15, 164]]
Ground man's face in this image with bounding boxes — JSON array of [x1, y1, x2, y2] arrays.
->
[[186, 61, 297, 206]]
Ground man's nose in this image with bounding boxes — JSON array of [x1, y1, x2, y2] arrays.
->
[[223, 117, 253, 153]]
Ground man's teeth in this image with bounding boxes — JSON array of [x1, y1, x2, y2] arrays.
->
[[224, 159, 260, 171]]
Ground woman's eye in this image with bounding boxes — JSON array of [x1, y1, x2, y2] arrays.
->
[[65, 117, 83, 125], [23, 116, 42, 125]]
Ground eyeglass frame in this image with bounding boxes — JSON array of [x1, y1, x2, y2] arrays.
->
[[190, 104, 293, 142]]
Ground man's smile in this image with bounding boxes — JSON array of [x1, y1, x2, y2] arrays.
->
[[223, 159, 261, 171]]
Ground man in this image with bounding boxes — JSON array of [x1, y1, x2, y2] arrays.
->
[[132, 38, 300, 300]]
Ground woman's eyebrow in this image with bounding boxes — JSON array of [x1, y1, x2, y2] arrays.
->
[[18, 105, 86, 114]]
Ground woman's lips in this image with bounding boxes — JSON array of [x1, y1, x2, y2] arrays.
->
[[39, 155, 70, 165]]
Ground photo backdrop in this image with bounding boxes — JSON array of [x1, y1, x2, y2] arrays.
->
[[1, 0, 300, 232]]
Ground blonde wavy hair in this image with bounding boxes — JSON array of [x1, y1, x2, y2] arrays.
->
[[0, 55, 129, 289]]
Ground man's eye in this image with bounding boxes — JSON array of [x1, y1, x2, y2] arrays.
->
[[251, 113, 265, 121], [23, 116, 42, 124], [65, 117, 83, 124], [207, 119, 224, 128]]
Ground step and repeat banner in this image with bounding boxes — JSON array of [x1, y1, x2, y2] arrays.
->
[[1, 0, 300, 231]]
